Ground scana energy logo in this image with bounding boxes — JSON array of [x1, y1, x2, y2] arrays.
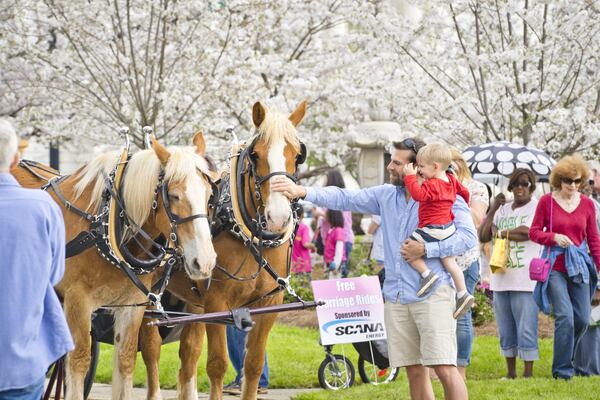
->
[[322, 318, 385, 336]]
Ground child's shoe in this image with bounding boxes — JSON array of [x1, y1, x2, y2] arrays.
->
[[416, 273, 439, 297], [454, 293, 475, 319]]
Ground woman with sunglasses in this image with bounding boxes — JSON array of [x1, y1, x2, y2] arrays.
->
[[479, 169, 541, 378], [529, 154, 600, 380]]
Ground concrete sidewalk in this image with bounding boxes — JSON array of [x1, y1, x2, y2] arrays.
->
[[87, 383, 319, 400]]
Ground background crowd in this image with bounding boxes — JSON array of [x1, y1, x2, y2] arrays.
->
[[289, 142, 600, 387]]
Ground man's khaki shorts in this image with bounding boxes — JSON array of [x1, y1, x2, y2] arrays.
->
[[384, 284, 457, 367]]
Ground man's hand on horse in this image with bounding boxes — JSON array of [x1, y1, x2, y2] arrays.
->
[[270, 176, 306, 200], [400, 239, 425, 262]]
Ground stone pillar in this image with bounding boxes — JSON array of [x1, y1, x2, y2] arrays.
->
[[349, 121, 402, 188]]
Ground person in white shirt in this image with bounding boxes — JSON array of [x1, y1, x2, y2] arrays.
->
[[479, 169, 541, 379]]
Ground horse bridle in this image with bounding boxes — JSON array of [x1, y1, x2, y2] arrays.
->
[[250, 139, 307, 183], [245, 137, 306, 213], [248, 139, 307, 187], [210, 136, 306, 285], [153, 169, 218, 259]]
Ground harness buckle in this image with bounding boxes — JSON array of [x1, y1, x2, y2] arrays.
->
[[147, 292, 163, 309], [276, 276, 289, 289], [170, 232, 177, 243]]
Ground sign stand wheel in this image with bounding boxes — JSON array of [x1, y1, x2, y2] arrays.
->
[[317, 354, 355, 390]]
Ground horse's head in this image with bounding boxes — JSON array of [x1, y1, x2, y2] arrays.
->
[[249, 100, 307, 234], [119, 132, 217, 280], [149, 132, 218, 280]]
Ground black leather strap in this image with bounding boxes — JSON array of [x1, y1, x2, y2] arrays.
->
[[45, 176, 96, 222], [65, 229, 100, 259]]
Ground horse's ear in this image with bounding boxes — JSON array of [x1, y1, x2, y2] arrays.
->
[[152, 137, 170, 166], [289, 100, 307, 127], [252, 102, 266, 128], [192, 131, 206, 156]]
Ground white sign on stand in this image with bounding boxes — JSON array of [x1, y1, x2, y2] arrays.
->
[[311, 276, 386, 345]]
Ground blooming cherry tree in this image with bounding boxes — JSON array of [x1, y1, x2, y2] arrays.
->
[[2, 0, 598, 173], [368, 0, 600, 157]]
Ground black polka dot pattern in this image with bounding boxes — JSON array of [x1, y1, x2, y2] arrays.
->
[[462, 141, 556, 178]]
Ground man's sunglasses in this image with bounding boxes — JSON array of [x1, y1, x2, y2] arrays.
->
[[402, 138, 418, 154], [561, 177, 582, 185]]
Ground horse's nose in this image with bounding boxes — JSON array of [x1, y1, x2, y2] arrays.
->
[[265, 211, 290, 232], [193, 258, 201, 272]]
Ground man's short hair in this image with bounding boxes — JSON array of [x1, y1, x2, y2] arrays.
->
[[392, 137, 427, 163], [0, 119, 18, 171], [417, 143, 453, 170]]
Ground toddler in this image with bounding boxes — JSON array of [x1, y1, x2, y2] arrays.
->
[[403, 143, 475, 319]]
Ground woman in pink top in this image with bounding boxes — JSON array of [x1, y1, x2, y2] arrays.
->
[[529, 154, 600, 380], [292, 213, 314, 282], [324, 209, 346, 279]]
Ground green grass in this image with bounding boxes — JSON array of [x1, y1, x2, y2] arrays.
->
[[95, 324, 354, 391], [95, 325, 600, 399]]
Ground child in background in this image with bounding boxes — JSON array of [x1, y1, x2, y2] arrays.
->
[[403, 143, 475, 319], [292, 212, 315, 283], [323, 209, 346, 279]]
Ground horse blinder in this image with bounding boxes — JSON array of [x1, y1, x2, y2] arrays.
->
[[296, 142, 307, 166]]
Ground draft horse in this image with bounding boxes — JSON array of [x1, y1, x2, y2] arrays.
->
[[11, 132, 218, 400], [140, 101, 308, 400]]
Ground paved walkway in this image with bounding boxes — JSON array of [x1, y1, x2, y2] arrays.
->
[[88, 383, 319, 400]]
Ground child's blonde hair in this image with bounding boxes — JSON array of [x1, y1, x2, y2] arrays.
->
[[417, 143, 452, 170]]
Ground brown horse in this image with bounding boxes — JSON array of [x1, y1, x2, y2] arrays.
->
[[140, 101, 307, 400], [11, 132, 218, 400]]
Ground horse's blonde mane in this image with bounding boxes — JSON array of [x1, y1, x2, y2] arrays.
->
[[256, 106, 301, 151], [73, 147, 211, 227], [72, 151, 121, 210]]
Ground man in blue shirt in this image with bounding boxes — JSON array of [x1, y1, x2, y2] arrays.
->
[[272, 138, 475, 400], [0, 120, 73, 399]]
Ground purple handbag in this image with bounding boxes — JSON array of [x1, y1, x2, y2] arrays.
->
[[529, 196, 553, 282], [529, 254, 551, 282]]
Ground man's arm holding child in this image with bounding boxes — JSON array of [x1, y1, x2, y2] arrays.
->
[[426, 197, 477, 258], [401, 197, 477, 261]]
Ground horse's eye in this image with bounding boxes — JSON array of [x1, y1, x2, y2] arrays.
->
[[168, 194, 181, 202]]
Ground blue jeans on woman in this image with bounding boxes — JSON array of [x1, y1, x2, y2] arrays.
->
[[456, 260, 479, 367], [547, 270, 592, 379], [493, 291, 539, 361], [226, 324, 269, 387]]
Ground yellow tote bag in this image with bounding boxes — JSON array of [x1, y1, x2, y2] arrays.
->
[[489, 230, 509, 274]]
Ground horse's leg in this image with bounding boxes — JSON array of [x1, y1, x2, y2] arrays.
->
[[206, 323, 229, 400], [140, 320, 163, 400], [64, 296, 94, 400], [112, 307, 146, 400], [177, 307, 205, 400], [240, 313, 277, 400]]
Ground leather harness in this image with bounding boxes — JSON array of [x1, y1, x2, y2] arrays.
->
[[18, 134, 308, 310]]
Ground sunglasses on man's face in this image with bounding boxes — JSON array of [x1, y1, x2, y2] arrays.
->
[[562, 177, 582, 185]]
